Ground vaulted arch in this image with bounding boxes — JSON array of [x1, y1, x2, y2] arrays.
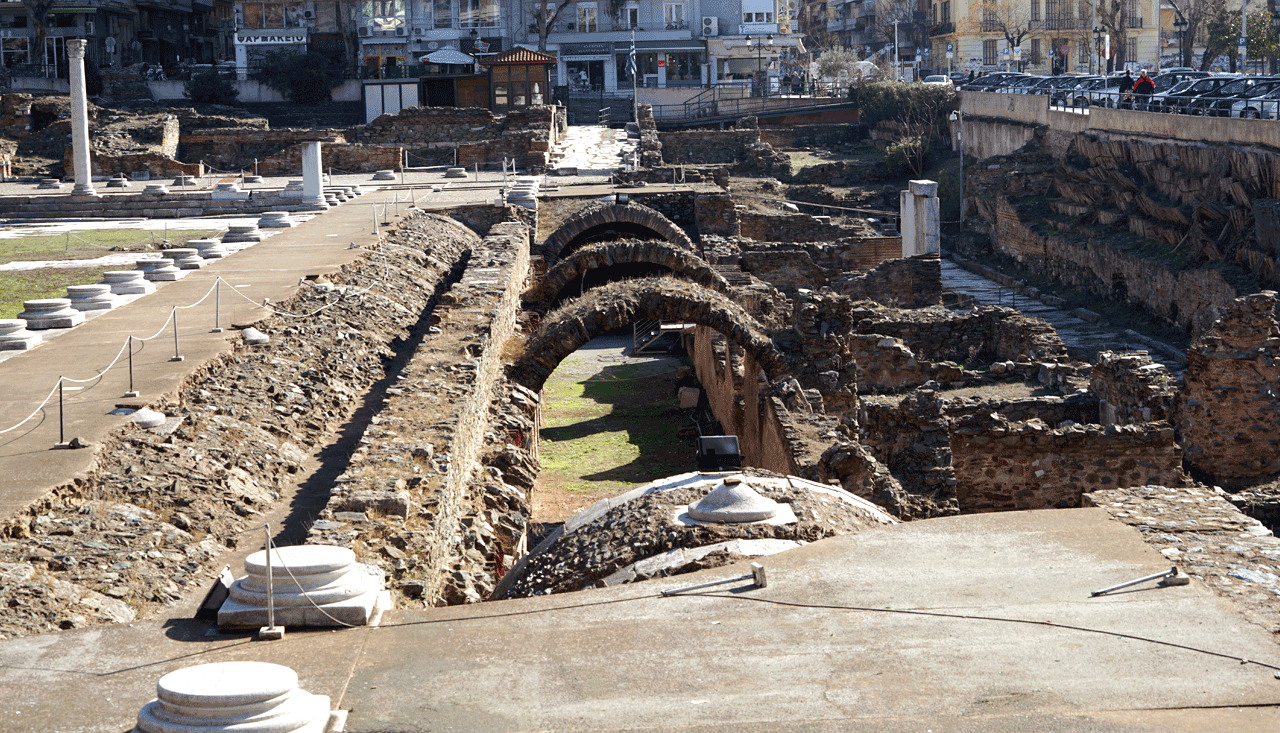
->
[[525, 239, 730, 312], [509, 277, 786, 394], [541, 202, 694, 265]]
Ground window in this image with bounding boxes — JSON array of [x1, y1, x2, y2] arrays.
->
[[743, 11, 771, 22], [940, 1, 950, 24], [1029, 0, 1039, 22], [433, 0, 453, 27], [1043, 0, 1057, 28], [362, 0, 405, 31], [1126, 0, 1138, 25], [983, 38, 996, 65], [1030, 37, 1041, 63], [461, 0, 499, 27], [665, 51, 700, 81], [624, 4, 638, 27], [577, 2, 597, 31], [1, 37, 27, 67], [981, 8, 996, 31], [664, 2, 685, 28], [1126, 36, 1136, 62]]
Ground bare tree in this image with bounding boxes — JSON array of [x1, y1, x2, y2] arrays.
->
[[1166, 0, 1227, 68], [1095, 0, 1129, 70], [962, 0, 1044, 69], [21, 0, 54, 70], [528, 0, 577, 53]]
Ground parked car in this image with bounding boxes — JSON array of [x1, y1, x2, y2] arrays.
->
[[1045, 74, 1093, 105], [1071, 75, 1131, 107], [1185, 77, 1280, 116], [1152, 70, 1210, 93], [923, 75, 955, 87], [996, 75, 1048, 93], [1156, 75, 1238, 113], [1230, 86, 1280, 118], [961, 72, 1027, 90]]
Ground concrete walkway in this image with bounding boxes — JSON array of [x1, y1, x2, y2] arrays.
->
[[0, 182, 417, 517], [3, 508, 1278, 732]]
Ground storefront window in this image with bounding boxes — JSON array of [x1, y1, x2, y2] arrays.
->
[[461, 0, 498, 27], [665, 51, 699, 82], [433, 0, 453, 27], [494, 82, 508, 107]]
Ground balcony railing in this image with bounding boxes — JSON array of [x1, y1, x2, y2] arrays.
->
[[929, 22, 953, 35]]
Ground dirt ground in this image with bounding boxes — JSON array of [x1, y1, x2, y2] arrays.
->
[[532, 333, 693, 524]]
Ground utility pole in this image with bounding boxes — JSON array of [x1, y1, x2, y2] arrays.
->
[[894, 20, 900, 80]]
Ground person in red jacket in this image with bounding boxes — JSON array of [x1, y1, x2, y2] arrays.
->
[[1133, 69, 1155, 110]]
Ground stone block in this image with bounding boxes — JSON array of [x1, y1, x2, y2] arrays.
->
[[17, 298, 84, 329]]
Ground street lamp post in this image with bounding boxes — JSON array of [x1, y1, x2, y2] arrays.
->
[[1092, 26, 1103, 74], [745, 33, 773, 96], [1173, 14, 1187, 67]]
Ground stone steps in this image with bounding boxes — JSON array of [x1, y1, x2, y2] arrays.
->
[[0, 192, 325, 220], [941, 256, 1185, 371]]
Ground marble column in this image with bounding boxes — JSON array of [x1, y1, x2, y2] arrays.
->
[[899, 179, 940, 257], [300, 141, 328, 210], [67, 39, 95, 196]]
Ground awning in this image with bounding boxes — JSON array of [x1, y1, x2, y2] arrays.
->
[[48, 6, 95, 12], [421, 48, 474, 65], [618, 40, 707, 53]]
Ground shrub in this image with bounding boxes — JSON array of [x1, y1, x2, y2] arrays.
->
[[885, 135, 926, 176], [852, 81, 957, 130], [184, 69, 240, 105]]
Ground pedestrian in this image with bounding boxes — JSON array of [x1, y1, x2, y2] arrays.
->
[[968, 69, 975, 82], [1133, 69, 1154, 110], [1118, 69, 1133, 108]]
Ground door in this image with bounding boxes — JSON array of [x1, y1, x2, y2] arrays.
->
[[44, 36, 66, 78]]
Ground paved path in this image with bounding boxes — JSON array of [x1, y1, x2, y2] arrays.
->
[[942, 256, 1185, 370], [549, 124, 635, 180]]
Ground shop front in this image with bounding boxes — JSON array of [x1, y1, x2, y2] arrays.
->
[[613, 40, 706, 89], [233, 28, 308, 76]]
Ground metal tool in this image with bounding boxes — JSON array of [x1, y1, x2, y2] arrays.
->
[[1091, 566, 1188, 597], [661, 563, 767, 596]]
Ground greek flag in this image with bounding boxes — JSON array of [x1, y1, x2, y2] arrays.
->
[[627, 35, 637, 78]]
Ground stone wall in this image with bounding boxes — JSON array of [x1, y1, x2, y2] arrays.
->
[[658, 130, 759, 164], [951, 413, 1185, 512], [738, 210, 878, 243], [694, 192, 739, 239], [758, 123, 860, 150], [179, 128, 347, 172], [1179, 291, 1280, 487], [831, 253, 941, 308], [1090, 351, 1176, 425], [308, 217, 536, 605], [738, 239, 912, 292], [259, 143, 402, 176]]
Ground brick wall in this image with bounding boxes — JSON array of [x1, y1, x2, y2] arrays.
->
[[738, 210, 878, 243], [180, 128, 347, 172], [758, 123, 860, 150], [258, 143, 402, 176], [1179, 291, 1280, 487], [951, 414, 1185, 512]]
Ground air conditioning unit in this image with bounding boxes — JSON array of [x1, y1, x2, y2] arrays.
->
[[395, 25, 407, 35], [303, 9, 315, 18], [701, 16, 718, 36], [357, 26, 372, 36]]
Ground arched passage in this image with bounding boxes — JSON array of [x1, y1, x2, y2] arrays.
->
[[541, 202, 694, 265], [526, 239, 730, 312], [509, 277, 786, 394]]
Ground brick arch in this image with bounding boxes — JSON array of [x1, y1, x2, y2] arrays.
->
[[510, 277, 786, 393], [541, 202, 694, 265], [525, 239, 730, 311]]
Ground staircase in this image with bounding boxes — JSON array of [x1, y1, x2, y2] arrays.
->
[[633, 319, 686, 354]]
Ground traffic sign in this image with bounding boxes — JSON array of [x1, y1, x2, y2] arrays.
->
[[1059, 44, 1070, 56], [946, 51, 954, 59], [946, 42, 954, 52]]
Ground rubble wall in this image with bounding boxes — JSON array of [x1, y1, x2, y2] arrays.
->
[[738, 211, 879, 243], [691, 327, 746, 437], [1090, 351, 1176, 425], [831, 253, 941, 307], [1179, 291, 1280, 487], [309, 219, 534, 605], [951, 416, 1185, 512], [658, 130, 759, 164], [178, 129, 348, 171]]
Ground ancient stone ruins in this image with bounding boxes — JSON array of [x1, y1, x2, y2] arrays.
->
[[0, 92, 1278, 664]]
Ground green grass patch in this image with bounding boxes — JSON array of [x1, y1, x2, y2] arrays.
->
[[0, 228, 218, 265], [538, 357, 691, 495], [0, 267, 113, 319]]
